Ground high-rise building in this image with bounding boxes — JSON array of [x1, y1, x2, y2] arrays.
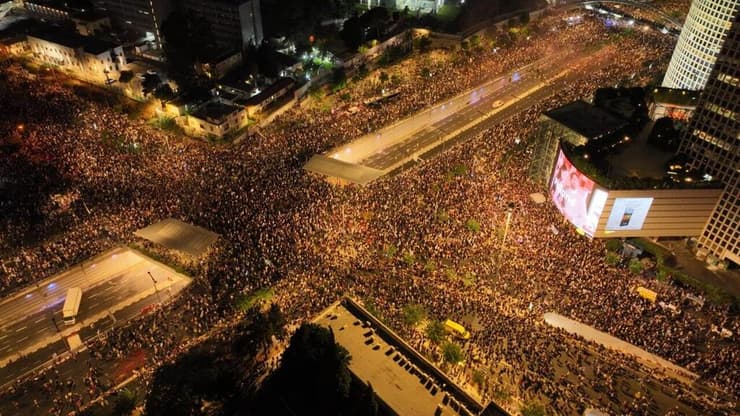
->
[[679, 13, 739, 266], [662, 0, 740, 91], [180, 0, 262, 49], [95, 0, 173, 45]]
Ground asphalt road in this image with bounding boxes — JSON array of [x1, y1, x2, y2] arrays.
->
[[357, 51, 583, 171], [355, 37, 643, 176], [0, 247, 191, 389]]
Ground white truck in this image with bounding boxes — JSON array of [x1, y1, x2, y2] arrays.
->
[[62, 287, 82, 325]]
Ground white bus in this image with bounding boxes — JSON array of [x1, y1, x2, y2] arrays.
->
[[62, 287, 82, 325]]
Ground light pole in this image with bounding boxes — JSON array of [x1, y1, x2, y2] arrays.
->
[[147, 271, 162, 304], [498, 202, 516, 262]]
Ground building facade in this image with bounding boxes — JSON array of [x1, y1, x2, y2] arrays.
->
[[94, 0, 172, 45], [27, 29, 126, 84], [678, 13, 740, 266], [662, 0, 739, 90], [180, 0, 262, 48]]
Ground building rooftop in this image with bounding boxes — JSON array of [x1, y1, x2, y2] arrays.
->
[[191, 100, 241, 124], [29, 27, 118, 55], [545, 100, 628, 140], [304, 155, 385, 186], [316, 299, 494, 416], [605, 134, 676, 180], [200, 46, 241, 63], [649, 87, 700, 107], [239, 77, 295, 106], [25, 0, 89, 13]]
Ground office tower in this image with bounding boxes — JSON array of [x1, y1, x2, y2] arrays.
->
[[180, 0, 263, 48], [679, 14, 739, 265], [662, 0, 740, 90], [95, 0, 173, 45]]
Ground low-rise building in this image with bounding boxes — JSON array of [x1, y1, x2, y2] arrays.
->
[[235, 77, 295, 117], [194, 48, 242, 80], [647, 87, 699, 121], [27, 28, 126, 84], [24, 0, 112, 36], [0, 34, 28, 55], [179, 98, 249, 139]]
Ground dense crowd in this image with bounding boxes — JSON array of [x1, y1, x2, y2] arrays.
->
[[0, 8, 737, 416]]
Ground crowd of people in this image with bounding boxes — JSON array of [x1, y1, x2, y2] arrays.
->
[[0, 7, 737, 415]]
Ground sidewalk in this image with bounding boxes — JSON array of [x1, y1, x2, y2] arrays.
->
[[657, 239, 740, 300], [543, 312, 698, 384]]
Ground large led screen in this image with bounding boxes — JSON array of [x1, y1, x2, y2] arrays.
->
[[550, 150, 606, 235], [606, 198, 654, 231]]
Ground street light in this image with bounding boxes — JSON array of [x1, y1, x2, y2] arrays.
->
[[147, 271, 163, 304], [498, 202, 517, 262]]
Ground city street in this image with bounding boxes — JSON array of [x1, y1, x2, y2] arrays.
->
[[0, 247, 191, 389], [309, 43, 623, 184]]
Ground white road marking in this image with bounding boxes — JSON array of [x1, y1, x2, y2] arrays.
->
[[14, 326, 26, 332], [34, 316, 46, 324], [16, 336, 28, 343]]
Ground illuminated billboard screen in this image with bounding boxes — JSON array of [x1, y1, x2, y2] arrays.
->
[[606, 198, 654, 231], [550, 150, 607, 235]]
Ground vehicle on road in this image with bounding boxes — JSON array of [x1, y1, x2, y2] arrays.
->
[[443, 319, 471, 340], [62, 287, 82, 325]]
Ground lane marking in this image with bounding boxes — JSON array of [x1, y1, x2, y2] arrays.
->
[[17, 336, 29, 343], [14, 326, 26, 332], [34, 316, 46, 324]]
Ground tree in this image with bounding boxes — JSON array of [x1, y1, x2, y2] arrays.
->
[[415, 35, 431, 52], [248, 307, 273, 352], [605, 239, 623, 252], [521, 400, 546, 416], [160, 9, 216, 89], [402, 304, 427, 327], [605, 251, 620, 267], [118, 70, 133, 83], [146, 346, 237, 416], [341, 15, 364, 51], [153, 84, 174, 101], [466, 219, 481, 233], [267, 303, 287, 340], [378, 71, 389, 83], [277, 324, 352, 413], [141, 73, 162, 96], [362, 7, 390, 40], [648, 117, 681, 151], [331, 67, 347, 91], [629, 258, 644, 275], [426, 319, 446, 344], [442, 342, 464, 364], [357, 382, 379, 416], [112, 388, 136, 416]]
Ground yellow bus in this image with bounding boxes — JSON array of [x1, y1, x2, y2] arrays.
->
[[443, 319, 471, 340]]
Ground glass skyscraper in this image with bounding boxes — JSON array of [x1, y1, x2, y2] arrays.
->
[[662, 0, 740, 90]]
